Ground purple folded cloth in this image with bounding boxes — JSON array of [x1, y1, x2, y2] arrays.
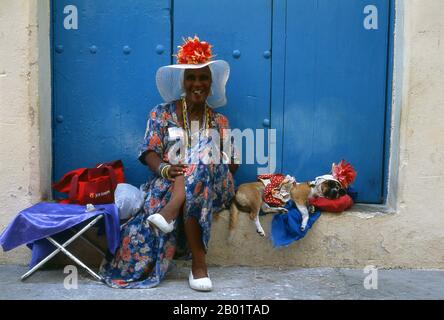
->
[[0, 202, 120, 268]]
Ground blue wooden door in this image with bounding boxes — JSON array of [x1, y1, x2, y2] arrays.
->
[[52, 0, 171, 188], [278, 0, 391, 203], [53, 0, 392, 203], [173, 0, 273, 185]]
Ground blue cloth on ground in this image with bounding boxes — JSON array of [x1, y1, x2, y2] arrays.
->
[[271, 200, 321, 247], [0, 202, 120, 268]]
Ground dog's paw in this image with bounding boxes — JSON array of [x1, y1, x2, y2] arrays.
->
[[257, 229, 266, 237], [279, 208, 288, 213], [308, 205, 316, 214]]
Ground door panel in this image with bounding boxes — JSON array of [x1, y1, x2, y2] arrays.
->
[[53, 0, 171, 187], [281, 0, 390, 203]]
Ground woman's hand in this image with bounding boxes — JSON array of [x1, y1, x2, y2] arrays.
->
[[167, 164, 188, 182]]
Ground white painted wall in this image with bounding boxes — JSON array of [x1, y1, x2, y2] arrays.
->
[[0, 0, 443, 269], [0, 0, 51, 264]]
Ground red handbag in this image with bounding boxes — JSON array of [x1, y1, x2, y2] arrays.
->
[[52, 160, 125, 205]]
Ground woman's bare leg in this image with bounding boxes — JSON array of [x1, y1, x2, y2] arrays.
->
[[185, 216, 208, 279], [159, 175, 185, 223]]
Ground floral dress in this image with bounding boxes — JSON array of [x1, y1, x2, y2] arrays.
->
[[99, 101, 236, 289]]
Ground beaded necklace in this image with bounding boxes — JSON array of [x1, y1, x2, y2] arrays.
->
[[181, 97, 210, 148]]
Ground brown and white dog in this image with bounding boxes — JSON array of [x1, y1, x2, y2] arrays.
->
[[228, 175, 345, 239]]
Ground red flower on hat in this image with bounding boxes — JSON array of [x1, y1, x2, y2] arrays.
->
[[176, 36, 214, 64], [332, 160, 357, 188]]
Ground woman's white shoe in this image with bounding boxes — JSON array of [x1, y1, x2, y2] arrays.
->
[[189, 271, 213, 292], [147, 213, 175, 233]]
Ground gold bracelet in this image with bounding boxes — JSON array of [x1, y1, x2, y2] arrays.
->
[[165, 165, 172, 180], [161, 165, 171, 180], [159, 165, 166, 179], [160, 165, 167, 179]]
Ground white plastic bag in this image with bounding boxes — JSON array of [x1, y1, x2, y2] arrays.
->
[[114, 183, 145, 220]]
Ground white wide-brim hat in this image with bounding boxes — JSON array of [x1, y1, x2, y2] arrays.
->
[[156, 59, 230, 108]]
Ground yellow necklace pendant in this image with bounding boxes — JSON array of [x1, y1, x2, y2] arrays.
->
[[181, 97, 209, 149]]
